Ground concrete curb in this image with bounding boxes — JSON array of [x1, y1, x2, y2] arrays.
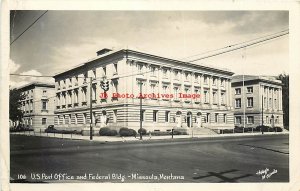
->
[[10, 131, 289, 143]]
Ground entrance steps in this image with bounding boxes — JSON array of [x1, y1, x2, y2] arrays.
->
[[187, 127, 217, 135]]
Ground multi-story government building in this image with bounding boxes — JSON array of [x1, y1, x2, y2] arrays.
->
[[231, 75, 283, 129], [17, 82, 55, 131], [53, 49, 235, 134]]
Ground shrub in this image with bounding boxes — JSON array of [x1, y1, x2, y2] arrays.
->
[[274, 127, 283, 132], [119, 127, 137, 137], [234, 127, 244, 133], [99, 127, 118, 136], [172, 130, 187, 135], [256, 125, 270, 132], [138, 128, 147, 135], [150, 131, 170, 136]]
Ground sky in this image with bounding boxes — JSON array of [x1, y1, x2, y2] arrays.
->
[[9, 11, 289, 88]]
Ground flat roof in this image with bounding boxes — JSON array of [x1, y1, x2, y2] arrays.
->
[[17, 81, 55, 90], [232, 75, 283, 85], [54, 49, 234, 78]]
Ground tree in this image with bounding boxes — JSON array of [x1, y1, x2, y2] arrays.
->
[[277, 73, 289, 129], [9, 88, 25, 126]]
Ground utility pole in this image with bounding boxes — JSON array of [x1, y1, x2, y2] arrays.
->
[[90, 77, 93, 141], [262, 95, 264, 134], [139, 81, 143, 140]]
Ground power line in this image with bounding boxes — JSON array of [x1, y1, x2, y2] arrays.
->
[[10, 29, 289, 85], [182, 29, 289, 60], [188, 30, 289, 63], [10, 10, 48, 45]]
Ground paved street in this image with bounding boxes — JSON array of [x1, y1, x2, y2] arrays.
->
[[10, 134, 289, 183]]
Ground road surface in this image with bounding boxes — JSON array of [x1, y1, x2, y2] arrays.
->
[[10, 134, 289, 183]]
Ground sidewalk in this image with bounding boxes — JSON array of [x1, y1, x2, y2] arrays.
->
[[10, 131, 289, 143]]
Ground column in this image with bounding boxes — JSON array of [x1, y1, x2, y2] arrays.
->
[[200, 74, 204, 104], [226, 79, 229, 106], [170, 68, 174, 102], [209, 76, 213, 105], [218, 78, 221, 106], [158, 66, 162, 100], [228, 79, 232, 107]]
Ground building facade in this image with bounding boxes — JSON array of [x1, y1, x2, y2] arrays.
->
[[232, 75, 283, 129], [53, 49, 235, 133], [18, 82, 56, 131]]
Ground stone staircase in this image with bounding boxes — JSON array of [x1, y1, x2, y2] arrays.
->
[[187, 127, 217, 135]]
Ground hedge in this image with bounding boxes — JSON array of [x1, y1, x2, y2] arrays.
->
[[99, 127, 118, 136], [119, 127, 137, 137]]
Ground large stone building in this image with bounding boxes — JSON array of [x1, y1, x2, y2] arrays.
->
[[17, 82, 56, 131], [53, 49, 235, 133], [231, 75, 283, 129]]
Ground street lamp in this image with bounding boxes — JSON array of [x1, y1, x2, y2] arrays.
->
[[139, 80, 143, 140]]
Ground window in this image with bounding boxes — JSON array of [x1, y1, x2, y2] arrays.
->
[[92, 69, 96, 79], [185, 73, 189, 81], [165, 111, 170, 122], [194, 89, 200, 102], [221, 92, 225, 105], [150, 84, 156, 94], [264, 97, 267, 108], [194, 74, 198, 81], [221, 79, 224, 87], [69, 114, 72, 124], [213, 91, 217, 104], [215, 113, 218, 123], [223, 114, 227, 123], [75, 76, 78, 85], [213, 78, 217, 85], [162, 85, 168, 94], [113, 81, 118, 94], [113, 110, 117, 123], [114, 63, 118, 73], [247, 87, 253, 93], [206, 113, 210, 123], [138, 64, 143, 73], [74, 114, 78, 124], [204, 90, 209, 103], [141, 110, 145, 122], [247, 97, 253, 108], [163, 68, 168, 77], [82, 88, 87, 102], [74, 89, 78, 103], [235, 88, 241, 95], [276, 116, 279, 124], [247, 116, 254, 124], [266, 116, 269, 124], [204, 76, 208, 84], [174, 70, 179, 78], [274, 99, 277, 109], [174, 87, 179, 100], [153, 110, 158, 122], [235, 98, 241, 108], [269, 98, 272, 108], [151, 66, 157, 76], [42, 101, 47, 110], [83, 113, 87, 124], [235, 116, 241, 124], [103, 67, 107, 75], [42, 118, 47, 125]]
